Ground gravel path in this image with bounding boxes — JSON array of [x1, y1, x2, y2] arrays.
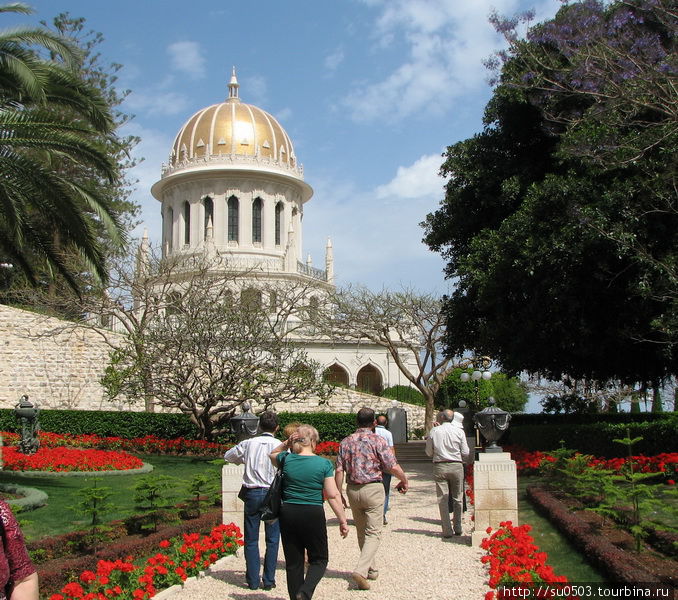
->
[[171, 462, 490, 600]]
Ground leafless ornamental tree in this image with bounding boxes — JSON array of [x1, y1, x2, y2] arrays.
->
[[320, 285, 452, 431], [93, 247, 333, 439]]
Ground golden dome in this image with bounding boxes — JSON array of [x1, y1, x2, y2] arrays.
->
[[163, 68, 302, 180]]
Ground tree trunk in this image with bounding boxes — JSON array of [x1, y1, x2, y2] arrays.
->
[[651, 385, 663, 413], [423, 389, 436, 433]]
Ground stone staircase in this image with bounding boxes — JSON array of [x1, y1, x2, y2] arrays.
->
[[393, 440, 429, 463]]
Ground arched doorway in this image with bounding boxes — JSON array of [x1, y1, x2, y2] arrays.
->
[[323, 363, 349, 387], [357, 364, 382, 395]]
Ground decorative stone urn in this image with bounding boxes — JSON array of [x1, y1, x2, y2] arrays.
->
[[473, 398, 511, 453]]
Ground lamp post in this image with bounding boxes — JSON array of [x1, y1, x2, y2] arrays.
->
[[14, 395, 40, 455], [458, 356, 493, 454]]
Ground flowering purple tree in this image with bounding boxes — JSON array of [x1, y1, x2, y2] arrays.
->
[[488, 0, 676, 167], [423, 0, 677, 393]]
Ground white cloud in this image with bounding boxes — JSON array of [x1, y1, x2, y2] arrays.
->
[[375, 153, 444, 200], [276, 107, 293, 123], [324, 47, 345, 72], [244, 74, 268, 105], [124, 90, 191, 117], [167, 41, 206, 79], [302, 171, 448, 293], [345, 0, 559, 122]]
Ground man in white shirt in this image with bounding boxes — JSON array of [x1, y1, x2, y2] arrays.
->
[[224, 410, 281, 590], [425, 409, 471, 537], [374, 414, 395, 525]]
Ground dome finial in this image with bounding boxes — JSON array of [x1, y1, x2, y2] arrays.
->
[[228, 66, 240, 101]]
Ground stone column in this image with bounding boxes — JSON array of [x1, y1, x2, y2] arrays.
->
[[471, 452, 518, 547], [222, 463, 245, 531]]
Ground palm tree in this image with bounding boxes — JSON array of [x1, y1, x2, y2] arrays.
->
[[0, 2, 125, 293]]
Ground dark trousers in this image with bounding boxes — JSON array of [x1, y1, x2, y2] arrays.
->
[[279, 503, 328, 600], [243, 487, 280, 589]]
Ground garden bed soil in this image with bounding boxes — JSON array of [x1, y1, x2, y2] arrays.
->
[[526, 485, 677, 589]]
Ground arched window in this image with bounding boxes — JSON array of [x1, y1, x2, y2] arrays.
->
[[183, 201, 190, 245], [357, 364, 383, 395], [275, 202, 283, 246], [166, 207, 174, 251], [227, 196, 239, 242], [203, 196, 213, 240], [241, 287, 262, 311], [323, 363, 349, 387], [252, 197, 263, 244]]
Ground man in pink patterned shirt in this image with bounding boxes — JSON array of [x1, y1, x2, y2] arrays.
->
[[335, 407, 409, 591]]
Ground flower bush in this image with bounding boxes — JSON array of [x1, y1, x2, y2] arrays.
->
[[1, 432, 232, 456], [2, 446, 143, 472], [505, 445, 678, 481], [315, 440, 339, 456], [49, 522, 243, 600], [481, 521, 577, 599]]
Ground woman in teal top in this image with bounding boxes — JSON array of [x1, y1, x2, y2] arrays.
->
[[270, 424, 348, 600]]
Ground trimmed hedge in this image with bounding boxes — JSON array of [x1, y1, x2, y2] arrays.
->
[[0, 409, 358, 443], [510, 412, 675, 425], [277, 412, 356, 442], [380, 385, 425, 407], [0, 408, 199, 439], [506, 417, 678, 457]]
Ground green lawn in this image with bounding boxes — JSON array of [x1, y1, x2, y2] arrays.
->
[[0, 454, 223, 540], [518, 476, 609, 585]]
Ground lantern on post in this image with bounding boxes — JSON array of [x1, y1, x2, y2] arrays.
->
[[14, 395, 40, 455]]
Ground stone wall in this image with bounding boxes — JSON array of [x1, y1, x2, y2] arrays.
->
[[0, 305, 426, 431], [0, 305, 126, 410]]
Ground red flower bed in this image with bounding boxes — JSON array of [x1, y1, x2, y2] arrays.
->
[[2, 446, 143, 472], [49, 522, 243, 600], [505, 445, 678, 480], [1, 432, 231, 457], [481, 521, 576, 599]]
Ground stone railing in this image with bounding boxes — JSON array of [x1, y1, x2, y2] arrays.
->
[[297, 261, 327, 282], [161, 152, 304, 179]]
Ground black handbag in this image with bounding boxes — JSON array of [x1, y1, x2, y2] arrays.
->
[[259, 454, 286, 523]]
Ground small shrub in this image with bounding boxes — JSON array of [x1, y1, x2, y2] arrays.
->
[[380, 385, 425, 406], [133, 475, 179, 533]]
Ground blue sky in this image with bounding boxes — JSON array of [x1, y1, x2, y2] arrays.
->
[[8, 0, 563, 293]]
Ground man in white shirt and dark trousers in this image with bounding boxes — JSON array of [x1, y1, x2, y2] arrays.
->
[[425, 409, 472, 537], [224, 410, 281, 590], [374, 414, 394, 525]]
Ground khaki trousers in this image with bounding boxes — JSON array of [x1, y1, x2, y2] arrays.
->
[[346, 482, 384, 578], [433, 462, 464, 536]]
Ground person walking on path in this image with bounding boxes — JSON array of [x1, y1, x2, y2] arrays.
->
[[269, 424, 349, 600], [374, 414, 394, 525], [335, 407, 409, 591], [223, 410, 281, 591], [425, 409, 472, 538]]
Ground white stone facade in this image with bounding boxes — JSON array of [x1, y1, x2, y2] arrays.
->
[[0, 305, 425, 429]]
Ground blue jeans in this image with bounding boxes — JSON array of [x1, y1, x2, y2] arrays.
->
[[243, 487, 280, 589], [382, 473, 392, 515]]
